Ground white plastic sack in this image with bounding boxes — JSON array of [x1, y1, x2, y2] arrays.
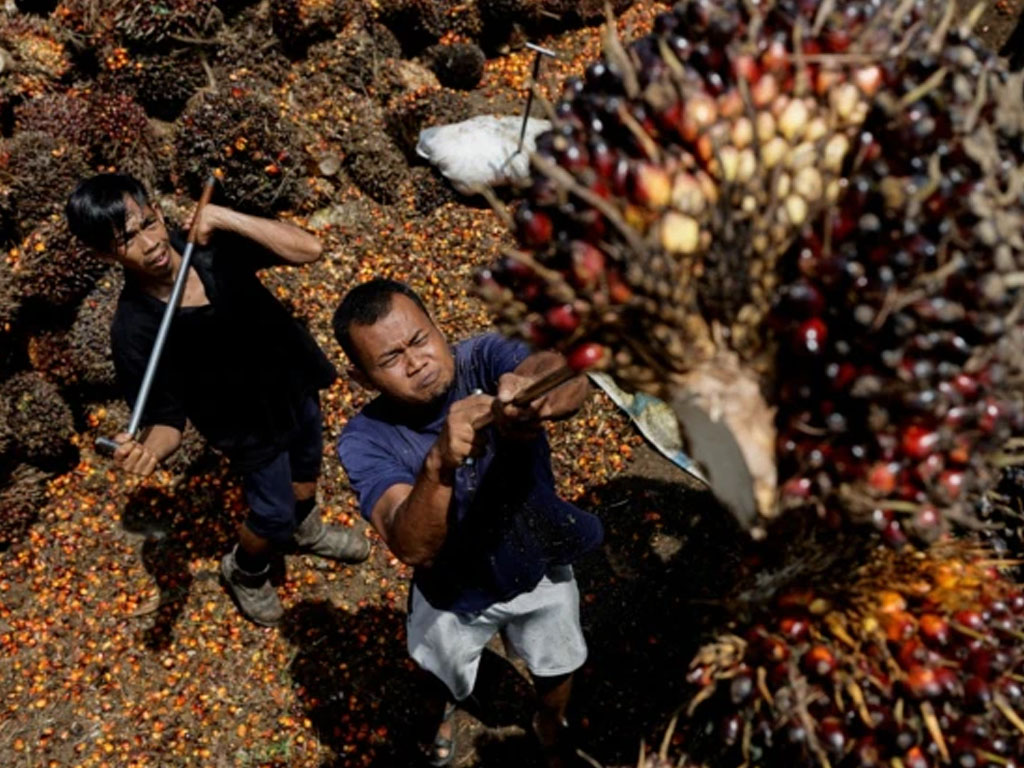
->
[[416, 115, 552, 195]]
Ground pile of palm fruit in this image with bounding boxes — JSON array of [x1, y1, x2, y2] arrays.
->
[[476, 1, 1024, 766]]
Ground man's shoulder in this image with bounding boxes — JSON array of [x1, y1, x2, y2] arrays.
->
[[339, 397, 393, 442]]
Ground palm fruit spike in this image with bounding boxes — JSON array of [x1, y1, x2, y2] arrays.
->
[[477, 0, 1024, 541], [682, 540, 1024, 768]]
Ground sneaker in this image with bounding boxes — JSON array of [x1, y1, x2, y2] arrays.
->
[[293, 506, 371, 563], [220, 546, 284, 626]]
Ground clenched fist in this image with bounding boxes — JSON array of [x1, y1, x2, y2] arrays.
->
[[112, 433, 159, 476]]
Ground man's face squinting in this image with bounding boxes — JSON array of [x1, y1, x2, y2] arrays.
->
[[109, 196, 174, 282], [349, 294, 455, 406]]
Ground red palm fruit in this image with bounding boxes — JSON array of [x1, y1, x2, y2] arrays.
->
[[904, 665, 942, 699], [882, 519, 909, 548], [819, 718, 847, 755], [732, 52, 760, 82], [570, 242, 605, 289], [979, 398, 1006, 434], [629, 163, 672, 209], [868, 462, 898, 494], [515, 206, 553, 248], [777, 587, 816, 612], [883, 611, 916, 644], [852, 735, 882, 767], [964, 676, 992, 712], [526, 321, 550, 348], [778, 616, 809, 643], [801, 645, 837, 678], [918, 614, 950, 647], [953, 610, 985, 632], [796, 317, 828, 354], [911, 506, 943, 544], [877, 590, 907, 614], [768, 661, 789, 689], [897, 638, 929, 669], [825, 27, 851, 53], [605, 268, 633, 304], [1008, 590, 1024, 614], [938, 470, 963, 499], [902, 425, 940, 460], [933, 665, 959, 697], [915, 454, 944, 484], [566, 342, 610, 373], [686, 663, 712, 686], [545, 304, 580, 335], [761, 36, 789, 74], [782, 476, 813, 499], [952, 373, 979, 398], [904, 745, 929, 768], [589, 140, 616, 179]]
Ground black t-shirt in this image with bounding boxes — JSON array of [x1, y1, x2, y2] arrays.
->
[[110, 229, 337, 471]]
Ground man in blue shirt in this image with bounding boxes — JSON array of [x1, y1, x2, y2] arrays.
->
[[333, 279, 603, 767]]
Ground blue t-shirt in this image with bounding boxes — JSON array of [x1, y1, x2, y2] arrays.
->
[[338, 334, 604, 613]]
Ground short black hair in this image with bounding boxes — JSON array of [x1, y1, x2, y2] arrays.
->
[[333, 279, 430, 368], [65, 173, 150, 252]]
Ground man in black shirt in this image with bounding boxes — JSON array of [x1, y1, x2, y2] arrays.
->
[[65, 174, 370, 626]]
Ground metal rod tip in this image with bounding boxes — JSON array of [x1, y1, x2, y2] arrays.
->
[[525, 42, 557, 58]]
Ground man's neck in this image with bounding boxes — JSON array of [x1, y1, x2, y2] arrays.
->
[[137, 247, 184, 301]]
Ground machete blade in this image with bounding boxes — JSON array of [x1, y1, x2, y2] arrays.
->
[[671, 395, 759, 531]]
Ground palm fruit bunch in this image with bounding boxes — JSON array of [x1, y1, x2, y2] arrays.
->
[[24, 270, 119, 397], [423, 42, 487, 90], [301, 19, 401, 94], [10, 215, 108, 311], [373, 0, 448, 53], [65, 270, 120, 395], [0, 131, 92, 241], [0, 371, 74, 468], [0, 464, 50, 551], [15, 91, 164, 190], [477, 0, 1024, 540], [111, 0, 219, 51], [270, 0, 356, 54], [0, 13, 71, 121], [683, 542, 1024, 768], [98, 46, 207, 121], [174, 77, 310, 214]]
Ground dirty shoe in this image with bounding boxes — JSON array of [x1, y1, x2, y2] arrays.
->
[[220, 546, 283, 626], [293, 507, 371, 563]]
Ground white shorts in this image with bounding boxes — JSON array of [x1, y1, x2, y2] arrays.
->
[[406, 565, 588, 701]]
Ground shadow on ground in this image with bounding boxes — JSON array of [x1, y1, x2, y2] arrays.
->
[[120, 460, 242, 651], [564, 472, 745, 766], [279, 459, 750, 767]]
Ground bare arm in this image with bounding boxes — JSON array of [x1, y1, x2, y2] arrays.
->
[[368, 394, 493, 566], [112, 424, 183, 476], [191, 204, 323, 265]]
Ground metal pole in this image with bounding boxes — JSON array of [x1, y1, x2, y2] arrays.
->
[[517, 42, 558, 155]]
